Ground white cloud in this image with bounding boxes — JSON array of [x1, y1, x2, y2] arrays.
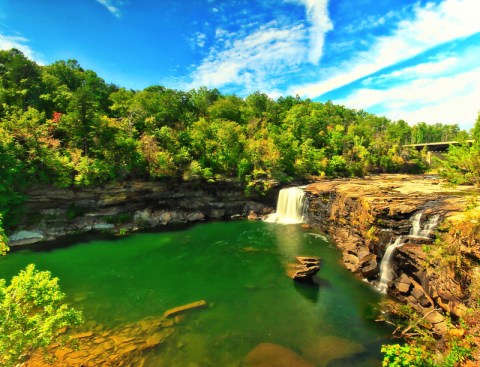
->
[[338, 67, 480, 129], [96, 0, 122, 18], [362, 57, 459, 85], [296, 0, 333, 64], [291, 0, 480, 98], [189, 22, 308, 93], [0, 33, 39, 61], [188, 0, 333, 93], [190, 32, 207, 48]]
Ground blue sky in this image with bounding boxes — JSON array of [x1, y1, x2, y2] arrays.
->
[[0, 0, 479, 129]]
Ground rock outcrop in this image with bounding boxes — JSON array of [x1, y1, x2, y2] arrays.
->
[[8, 180, 275, 246], [305, 174, 476, 337], [286, 256, 321, 282]]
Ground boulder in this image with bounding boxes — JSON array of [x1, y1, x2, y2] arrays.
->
[[8, 230, 44, 246], [244, 343, 315, 367], [300, 335, 366, 367], [287, 257, 321, 282]]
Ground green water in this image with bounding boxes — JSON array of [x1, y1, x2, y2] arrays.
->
[[0, 221, 391, 366]]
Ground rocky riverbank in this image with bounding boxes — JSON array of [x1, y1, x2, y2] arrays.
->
[[305, 174, 478, 338], [8, 180, 275, 246]]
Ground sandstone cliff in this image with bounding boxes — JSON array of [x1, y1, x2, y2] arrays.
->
[[305, 174, 477, 336], [8, 180, 275, 246]]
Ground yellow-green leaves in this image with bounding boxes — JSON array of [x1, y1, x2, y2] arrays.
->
[[0, 264, 82, 367]]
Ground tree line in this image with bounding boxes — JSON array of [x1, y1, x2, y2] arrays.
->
[[0, 48, 475, 228]]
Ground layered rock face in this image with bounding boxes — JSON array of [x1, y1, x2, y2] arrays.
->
[[9, 180, 274, 246], [305, 175, 475, 335]]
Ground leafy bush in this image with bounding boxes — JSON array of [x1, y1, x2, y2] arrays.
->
[[381, 344, 434, 367], [0, 264, 82, 366], [0, 214, 8, 255]]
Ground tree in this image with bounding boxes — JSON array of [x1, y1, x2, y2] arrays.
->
[[0, 214, 8, 255], [439, 113, 480, 185], [0, 264, 82, 367], [0, 49, 43, 111]]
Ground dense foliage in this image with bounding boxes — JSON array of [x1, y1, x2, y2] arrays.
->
[[0, 48, 472, 227], [438, 113, 480, 186], [0, 264, 82, 366], [0, 215, 7, 255]]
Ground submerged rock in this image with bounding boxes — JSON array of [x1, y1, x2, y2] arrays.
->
[[244, 342, 315, 367], [300, 335, 366, 367], [24, 301, 208, 367]]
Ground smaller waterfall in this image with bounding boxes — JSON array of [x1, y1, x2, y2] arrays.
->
[[265, 187, 307, 224], [409, 211, 441, 238], [377, 237, 404, 293], [409, 211, 423, 237]]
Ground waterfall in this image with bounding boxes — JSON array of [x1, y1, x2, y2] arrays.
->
[[377, 237, 404, 293], [265, 187, 307, 224], [376, 210, 441, 293], [409, 211, 423, 237], [409, 211, 440, 238]]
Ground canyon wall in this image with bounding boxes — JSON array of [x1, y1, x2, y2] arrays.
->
[[305, 175, 476, 336], [9, 174, 479, 339], [8, 180, 275, 246]]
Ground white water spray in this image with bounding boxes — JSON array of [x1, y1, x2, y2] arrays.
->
[[265, 187, 307, 224], [409, 211, 440, 238], [377, 237, 404, 293]]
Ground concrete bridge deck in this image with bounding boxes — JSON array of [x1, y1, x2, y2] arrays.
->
[[403, 140, 474, 152]]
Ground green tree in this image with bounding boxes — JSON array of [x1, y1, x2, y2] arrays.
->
[[0, 264, 82, 367], [0, 49, 43, 111], [439, 113, 480, 185], [0, 122, 28, 226], [0, 214, 8, 255]]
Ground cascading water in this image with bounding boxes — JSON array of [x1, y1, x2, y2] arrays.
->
[[409, 211, 423, 237], [409, 211, 440, 238], [377, 237, 404, 293], [265, 187, 307, 224], [376, 210, 442, 293]]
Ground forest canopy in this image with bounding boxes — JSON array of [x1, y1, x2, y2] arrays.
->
[[0, 48, 474, 229]]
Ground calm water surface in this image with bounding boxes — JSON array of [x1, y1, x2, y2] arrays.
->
[[0, 220, 392, 366]]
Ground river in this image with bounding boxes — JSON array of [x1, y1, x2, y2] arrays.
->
[[0, 220, 392, 366]]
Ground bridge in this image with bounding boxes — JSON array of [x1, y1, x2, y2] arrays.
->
[[403, 140, 474, 152], [403, 140, 475, 164]]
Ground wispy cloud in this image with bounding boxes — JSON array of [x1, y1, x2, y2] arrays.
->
[[95, 0, 123, 18], [337, 48, 480, 129], [0, 33, 40, 62], [291, 0, 480, 98], [362, 57, 459, 87], [189, 22, 308, 94], [296, 0, 333, 64], [187, 0, 332, 94], [383, 69, 480, 129], [190, 32, 207, 49]]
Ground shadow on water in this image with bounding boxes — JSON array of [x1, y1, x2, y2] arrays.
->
[[8, 222, 197, 253], [293, 276, 332, 304]]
